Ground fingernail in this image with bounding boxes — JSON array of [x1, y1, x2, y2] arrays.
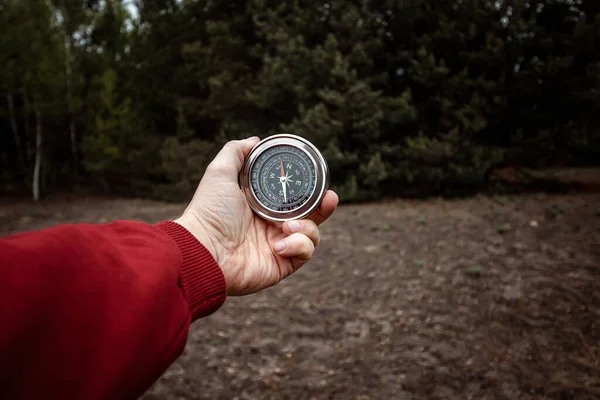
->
[[288, 220, 301, 232], [246, 136, 259, 141], [274, 240, 286, 253]]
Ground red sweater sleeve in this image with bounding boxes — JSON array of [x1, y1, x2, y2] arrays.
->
[[0, 220, 226, 399]]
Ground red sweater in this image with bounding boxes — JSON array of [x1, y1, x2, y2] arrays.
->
[[0, 220, 226, 399]]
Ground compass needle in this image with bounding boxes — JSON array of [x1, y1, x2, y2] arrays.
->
[[282, 178, 287, 203]]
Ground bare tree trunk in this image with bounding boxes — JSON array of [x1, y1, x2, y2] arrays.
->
[[33, 106, 43, 201], [6, 93, 24, 169]]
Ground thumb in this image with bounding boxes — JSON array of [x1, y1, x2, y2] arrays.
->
[[207, 137, 260, 180]]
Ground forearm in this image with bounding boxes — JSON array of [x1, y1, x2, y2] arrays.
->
[[0, 220, 226, 399]]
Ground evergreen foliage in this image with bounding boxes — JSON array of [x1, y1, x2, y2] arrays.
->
[[0, 0, 598, 201]]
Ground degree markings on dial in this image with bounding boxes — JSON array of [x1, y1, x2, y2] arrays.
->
[[250, 145, 316, 212]]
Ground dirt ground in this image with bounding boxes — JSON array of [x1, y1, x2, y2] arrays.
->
[[1, 192, 599, 399]]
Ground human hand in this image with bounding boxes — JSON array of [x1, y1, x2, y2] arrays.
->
[[174, 137, 339, 296]]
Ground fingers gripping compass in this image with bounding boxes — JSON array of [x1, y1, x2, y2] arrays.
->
[[239, 134, 329, 222]]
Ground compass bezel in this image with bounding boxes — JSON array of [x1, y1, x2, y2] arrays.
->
[[240, 134, 329, 222]]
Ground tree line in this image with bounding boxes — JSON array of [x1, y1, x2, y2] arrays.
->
[[1, 0, 599, 202]]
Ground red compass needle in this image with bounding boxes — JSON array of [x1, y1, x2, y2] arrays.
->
[[280, 157, 285, 178]]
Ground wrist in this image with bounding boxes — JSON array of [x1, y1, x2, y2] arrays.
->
[[155, 220, 227, 319], [173, 213, 222, 267], [174, 212, 242, 296]]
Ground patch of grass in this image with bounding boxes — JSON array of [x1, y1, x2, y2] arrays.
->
[[546, 204, 565, 218], [414, 259, 425, 267], [441, 224, 454, 233], [369, 222, 394, 231], [496, 223, 511, 234], [465, 265, 483, 276], [382, 222, 393, 231], [417, 216, 427, 224], [493, 195, 509, 206]]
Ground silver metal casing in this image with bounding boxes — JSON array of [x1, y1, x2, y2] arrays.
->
[[239, 133, 329, 222]]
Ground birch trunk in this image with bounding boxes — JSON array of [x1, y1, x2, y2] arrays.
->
[[33, 106, 43, 201]]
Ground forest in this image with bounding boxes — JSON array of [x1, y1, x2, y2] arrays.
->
[[1, 0, 599, 202]]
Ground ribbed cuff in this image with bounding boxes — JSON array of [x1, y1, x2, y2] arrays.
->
[[155, 221, 226, 321]]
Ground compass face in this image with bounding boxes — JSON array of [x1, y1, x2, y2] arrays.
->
[[249, 145, 317, 212]]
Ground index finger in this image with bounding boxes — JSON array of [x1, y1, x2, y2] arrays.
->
[[309, 190, 339, 226]]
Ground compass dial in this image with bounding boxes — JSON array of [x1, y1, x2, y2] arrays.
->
[[250, 145, 316, 212], [240, 133, 329, 222]]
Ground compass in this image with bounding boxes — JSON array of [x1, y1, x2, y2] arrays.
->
[[239, 134, 329, 222]]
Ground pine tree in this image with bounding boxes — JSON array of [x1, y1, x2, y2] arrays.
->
[[282, 38, 387, 200]]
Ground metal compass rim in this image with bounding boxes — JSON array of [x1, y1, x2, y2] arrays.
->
[[240, 133, 329, 222]]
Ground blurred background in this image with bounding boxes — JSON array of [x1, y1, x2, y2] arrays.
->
[[1, 1, 599, 399]]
